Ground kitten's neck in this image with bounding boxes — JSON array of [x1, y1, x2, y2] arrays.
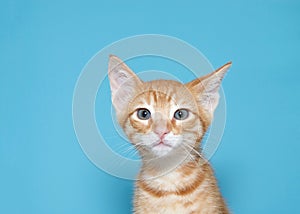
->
[[139, 148, 206, 180]]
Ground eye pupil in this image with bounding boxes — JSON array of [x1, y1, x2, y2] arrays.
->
[[178, 111, 182, 117], [142, 111, 148, 117]]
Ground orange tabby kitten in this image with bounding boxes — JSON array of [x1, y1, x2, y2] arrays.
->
[[108, 55, 232, 214]]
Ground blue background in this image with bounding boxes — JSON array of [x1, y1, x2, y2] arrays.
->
[[1, 0, 299, 213]]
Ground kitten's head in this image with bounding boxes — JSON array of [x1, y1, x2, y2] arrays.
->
[[108, 55, 231, 159]]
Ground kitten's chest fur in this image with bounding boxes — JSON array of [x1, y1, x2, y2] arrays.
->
[[133, 159, 229, 214]]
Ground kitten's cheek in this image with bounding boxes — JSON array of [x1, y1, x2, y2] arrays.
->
[[171, 123, 183, 135]]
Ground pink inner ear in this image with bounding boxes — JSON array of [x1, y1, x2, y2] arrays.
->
[[186, 63, 231, 116], [108, 56, 142, 113], [109, 70, 129, 93], [109, 75, 137, 111], [200, 91, 220, 116]]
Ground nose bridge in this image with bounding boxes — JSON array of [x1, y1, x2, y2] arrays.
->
[[152, 112, 171, 134]]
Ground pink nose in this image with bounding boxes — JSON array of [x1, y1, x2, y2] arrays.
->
[[154, 128, 170, 139]]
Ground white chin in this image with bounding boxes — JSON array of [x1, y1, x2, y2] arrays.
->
[[152, 144, 173, 157]]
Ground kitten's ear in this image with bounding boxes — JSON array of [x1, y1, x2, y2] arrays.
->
[[186, 62, 232, 118], [108, 55, 142, 112]]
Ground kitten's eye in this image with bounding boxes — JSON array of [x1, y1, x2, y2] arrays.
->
[[137, 108, 151, 120], [174, 109, 189, 120]]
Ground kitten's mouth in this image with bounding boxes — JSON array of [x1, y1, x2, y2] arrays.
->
[[153, 141, 171, 148], [151, 140, 174, 157]]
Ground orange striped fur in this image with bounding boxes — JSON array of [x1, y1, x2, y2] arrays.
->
[[108, 55, 232, 214]]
